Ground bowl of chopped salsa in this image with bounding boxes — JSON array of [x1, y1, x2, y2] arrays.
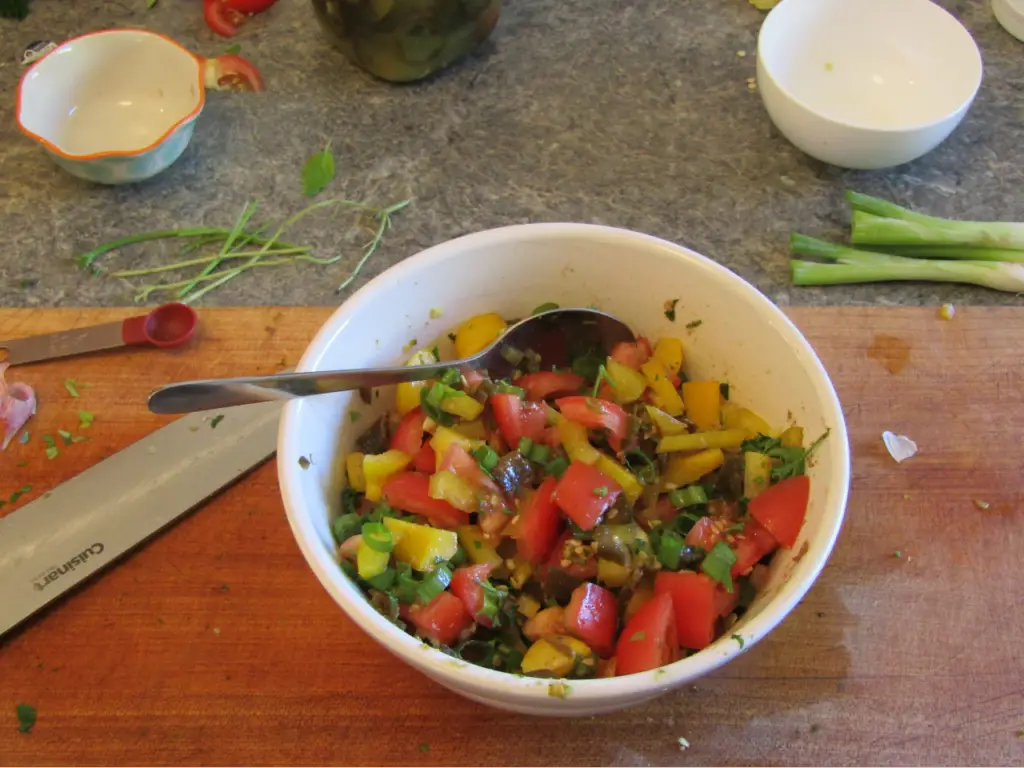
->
[[278, 223, 850, 716]]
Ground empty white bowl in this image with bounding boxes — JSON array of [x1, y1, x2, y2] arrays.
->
[[757, 0, 983, 170], [277, 224, 852, 716]]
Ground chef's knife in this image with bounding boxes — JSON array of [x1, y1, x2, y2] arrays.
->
[[0, 400, 283, 638]]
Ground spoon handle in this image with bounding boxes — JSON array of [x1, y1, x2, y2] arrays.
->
[[147, 362, 460, 414]]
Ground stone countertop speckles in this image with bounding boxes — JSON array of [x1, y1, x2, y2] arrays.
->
[[0, 0, 1022, 308]]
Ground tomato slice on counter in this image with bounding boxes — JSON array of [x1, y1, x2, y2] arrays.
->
[[748, 474, 810, 549], [406, 592, 471, 647], [490, 393, 547, 448], [654, 571, 720, 651], [450, 563, 497, 627], [516, 372, 584, 401], [616, 592, 677, 675], [390, 407, 426, 457], [224, 0, 280, 12], [205, 53, 265, 92], [552, 460, 622, 531], [555, 396, 629, 452], [381, 472, 469, 529], [514, 476, 563, 564], [203, 0, 246, 37], [564, 582, 618, 658]]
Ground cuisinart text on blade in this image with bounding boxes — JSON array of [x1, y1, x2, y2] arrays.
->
[[0, 401, 283, 638]]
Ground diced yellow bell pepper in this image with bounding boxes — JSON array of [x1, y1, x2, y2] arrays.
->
[[396, 348, 438, 416], [657, 429, 746, 454], [356, 541, 390, 580], [653, 337, 684, 375], [363, 450, 411, 502], [451, 419, 487, 440], [780, 425, 804, 448], [454, 313, 507, 358], [595, 454, 643, 504], [517, 594, 542, 620], [640, 359, 684, 416], [744, 451, 773, 498], [681, 381, 722, 430], [624, 585, 654, 622], [604, 358, 648, 404], [429, 470, 479, 513], [430, 425, 481, 469], [664, 448, 725, 486], [346, 452, 366, 492], [509, 559, 534, 589], [557, 419, 601, 465], [644, 405, 687, 436], [457, 525, 503, 567], [521, 636, 594, 678], [383, 518, 458, 572], [597, 558, 631, 588], [440, 393, 485, 420], [722, 402, 774, 439]]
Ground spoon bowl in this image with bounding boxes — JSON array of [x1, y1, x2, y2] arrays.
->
[[146, 308, 635, 414]]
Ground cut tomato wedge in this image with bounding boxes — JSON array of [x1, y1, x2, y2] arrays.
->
[[685, 516, 723, 551], [203, 53, 265, 92], [450, 563, 496, 627], [490, 393, 548, 448], [616, 592, 677, 675], [544, 529, 598, 581], [654, 571, 719, 651], [203, 0, 246, 37], [390, 407, 426, 457], [610, 337, 653, 370], [381, 472, 469, 529], [552, 460, 622, 531], [555, 396, 629, 452], [407, 592, 472, 647], [730, 518, 779, 577], [439, 443, 503, 498], [748, 474, 810, 549], [516, 372, 584, 401], [224, 0, 279, 12], [514, 477, 563, 564], [564, 582, 618, 658], [412, 442, 435, 473]]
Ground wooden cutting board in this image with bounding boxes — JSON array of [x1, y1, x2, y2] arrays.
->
[[0, 307, 1021, 767]]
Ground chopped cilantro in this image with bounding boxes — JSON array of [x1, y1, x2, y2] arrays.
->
[[741, 429, 830, 481], [298, 456, 311, 469], [43, 434, 58, 460], [593, 486, 609, 497], [349, 411, 361, 423], [418, 744, 430, 753], [431, 346, 440, 361], [57, 429, 72, 445], [664, 298, 679, 322], [630, 630, 646, 642], [210, 415, 224, 429], [16, 461, 27, 468], [685, 319, 703, 330], [78, 410, 94, 429], [731, 634, 745, 649], [893, 550, 902, 559], [63, 378, 85, 397], [219, 584, 230, 592], [447, 332, 457, 343], [9, 486, 31, 504], [15, 703, 35, 734]]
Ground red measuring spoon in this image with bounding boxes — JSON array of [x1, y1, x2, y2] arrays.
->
[[0, 303, 198, 366]]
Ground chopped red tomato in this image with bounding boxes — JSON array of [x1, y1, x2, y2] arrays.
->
[[463, 369, 486, 392], [203, 0, 246, 37], [407, 592, 472, 646], [564, 583, 618, 658], [555, 396, 630, 452], [490, 394, 547, 448], [749, 474, 810, 549], [610, 336, 653, 370], [450, 563, 496, 627], [552, 460, 622, 531], [616, 592, 677, 675], [544, 529, 598, 581], [224, 0, 279, 12], [655, 571, 719, 651], [381, 472, 469, 529], [439, 444, 502, 496], [714, 583, 740, 618], [412, 442, 435, 473], [203, 53, 265, 92], [517, 372, 584, 401], [390, 407, 425, 457], [514, 477, 562, 563], [730, 518, 779, 577], [685, 516, 723, 551], [541, 426, 562, 448]]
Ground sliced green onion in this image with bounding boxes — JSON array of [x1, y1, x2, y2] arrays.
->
[[479, 580, 507, 625], [366, 567, 396, 590], [440, 367, 462, 387], [517, 437, 534, 455], [416, 564, 452, 604], [701, 540, 737, 593], [340, 487, 360, 516], [367, 503, 393, 523], [471, 444, 499, 471], [592, 364, 617, 398], [532, 302, 560, 315], [529, 443, 550, 463], [394, 563, 420, 603], [495, 381, 526, 398], [501, 346, 525, 366], [624, 450, 658, 484], [362, 521, 394, 553], [545, 456, 569, 478], [332, 512, 363, 543], [669, 485, 707, 508], [657, 531, 685, 570]]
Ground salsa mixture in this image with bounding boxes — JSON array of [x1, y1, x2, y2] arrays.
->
[[333, 309, 825, 680]]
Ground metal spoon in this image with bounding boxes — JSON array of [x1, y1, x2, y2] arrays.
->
[[147, 308, 636, 414]]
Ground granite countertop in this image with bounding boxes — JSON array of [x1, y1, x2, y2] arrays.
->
[[0, 0, 1021, 309]]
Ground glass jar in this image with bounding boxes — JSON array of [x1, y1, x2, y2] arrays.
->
[[311, 0, 500, 83]]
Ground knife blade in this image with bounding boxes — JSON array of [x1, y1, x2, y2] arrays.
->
[[0, 400, 283, 638]]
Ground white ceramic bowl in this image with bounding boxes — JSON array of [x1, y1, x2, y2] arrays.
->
[[757, 0, 983, 170], [278, 224, 851, 716]]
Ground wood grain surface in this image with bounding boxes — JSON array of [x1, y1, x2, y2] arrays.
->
[[0, 307, 1022, 767]]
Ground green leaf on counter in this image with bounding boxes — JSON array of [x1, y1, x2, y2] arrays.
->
[[16, 703, 36, 734], [302, 144, 336, 198], [224, 43, 241, 55]]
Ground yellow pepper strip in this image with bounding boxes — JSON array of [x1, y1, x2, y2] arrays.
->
[[657, 430, 745, 454], [396, 347, 438, 416], [653, 337, 684, 375], [664, 448, 725, 486], [556, 418, 601, 465], [722, 402, 774, 439], [454, 312, 508, 358], [594, 454, 643, 504], [681, 381, 722, 430], [457, 525, 503, 567], [451, 419, 487, 440], [383, 517, 458, 572], [597, 558, 631, 588], [780, 425, 804, 448], [429, 471, 479, 512], [604, 358, 648, 404], [743, 451, 773, 498], [440, 393, 484, 420], [356, 541, 390, 580], [640, 359, 684, 416], [430, 425, 481, 469], [346, 452, 366, 492], [517, 594, 542, 620], [509, 559, 534, 589], [363, 450, 411, 502], [521, 636, 594, 678], [644, 405, 687, 436]]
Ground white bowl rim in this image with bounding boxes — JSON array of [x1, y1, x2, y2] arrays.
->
[[279, 222, 851, 706], [757, 0, 984, 134], [15, 27, 205, 162]]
